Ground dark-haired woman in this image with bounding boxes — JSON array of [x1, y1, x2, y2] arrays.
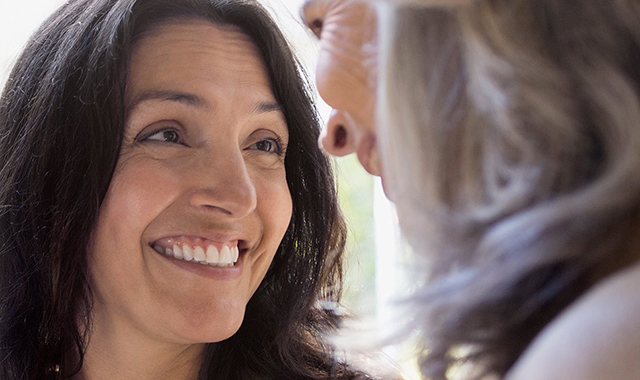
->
[[0, 0, 365, 379]]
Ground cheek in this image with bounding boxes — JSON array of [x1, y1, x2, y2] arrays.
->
[[257, 174, 292, 239], [101, 162, 174, 234], [90, 159, 179, 264], [316, 46, 357, 106], [254, 170, 292, 264], [87, 165, 154, 306], [315, 45, 376, 121], [244, 171, 292, 295], [315, 8, 377, 109]]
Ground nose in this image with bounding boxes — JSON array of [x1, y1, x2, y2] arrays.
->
[[320, 109, 382, 176], [355, 132, 382, 176], [319, 109, 355, 157], [188, 149, 257, 219]]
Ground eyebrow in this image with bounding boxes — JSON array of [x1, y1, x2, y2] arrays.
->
[[127, 89, 283, 116], [127, 90, 208, 115], [252, 102, 283, 115]]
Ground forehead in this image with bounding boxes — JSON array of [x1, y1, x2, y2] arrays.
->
[[127, 19, 271, 95], [124, 19, 288, 135], [134, 18, 256, 55]]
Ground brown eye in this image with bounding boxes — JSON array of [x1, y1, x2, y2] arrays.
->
[[309, 18, 323, 39], [250, 138, 282, 155], [144, 128, 181, 144]]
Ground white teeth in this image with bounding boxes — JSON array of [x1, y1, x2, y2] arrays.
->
[[220, 245, 232, 266], [173, 244, 184, 259], [183, 245, 194, 261], [156, 242, 240, 267], [206, 245, 219, 264], [194, 246, 206, 262], [231, 246, 239, 263]]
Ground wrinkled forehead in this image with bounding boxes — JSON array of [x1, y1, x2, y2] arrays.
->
[[133, 17, 254, 54], [127, 19, 271, 96]]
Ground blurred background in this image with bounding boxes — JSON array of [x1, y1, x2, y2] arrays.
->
[[0, 1, 415, 377]]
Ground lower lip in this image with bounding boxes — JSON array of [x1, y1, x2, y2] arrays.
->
[[154, 248, 245, 280]]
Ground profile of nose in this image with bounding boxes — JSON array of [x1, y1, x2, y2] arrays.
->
[[188, 150, 257, 218], [320, 109, 382, 176], [319, 109, 355, 156]]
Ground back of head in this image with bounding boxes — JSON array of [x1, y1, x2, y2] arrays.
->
[[377, 0, 640, 378]]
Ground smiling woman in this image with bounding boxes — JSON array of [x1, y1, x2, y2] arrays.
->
[[0, 0, 368, 379], [90, 20, 294, 351]]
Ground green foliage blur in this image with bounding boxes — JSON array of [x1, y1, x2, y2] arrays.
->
[[334, 155, 376, 311]]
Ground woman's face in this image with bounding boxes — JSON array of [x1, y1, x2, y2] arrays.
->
[[88, 20, 292, 346], [302, 0, 381, 176]]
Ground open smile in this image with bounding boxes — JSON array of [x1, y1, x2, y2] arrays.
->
[[151, 237, 244, 267]]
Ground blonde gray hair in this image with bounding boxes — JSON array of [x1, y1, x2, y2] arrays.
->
[[377, 0, 640, 378]]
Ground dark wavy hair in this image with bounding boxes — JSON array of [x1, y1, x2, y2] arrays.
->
[[0, 0, 356, 379]]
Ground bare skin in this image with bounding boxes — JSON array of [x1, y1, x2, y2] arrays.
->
[[506, 261, 640, 380], [301, 0, 381, 176]]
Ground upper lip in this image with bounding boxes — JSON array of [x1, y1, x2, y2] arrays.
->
[[149, 230, 249, 249]]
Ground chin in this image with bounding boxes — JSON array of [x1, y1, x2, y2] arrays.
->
[[175, 305, 247, 344]]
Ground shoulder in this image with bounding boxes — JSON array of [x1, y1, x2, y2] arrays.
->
[[505, 261, 640, 380]]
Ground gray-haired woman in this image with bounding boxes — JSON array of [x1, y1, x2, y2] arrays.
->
[[303, 0, 640, 378]]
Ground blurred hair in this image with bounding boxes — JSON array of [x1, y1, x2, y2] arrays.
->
[[377, 0, 640, 378], [0, 0, 356, 378]]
